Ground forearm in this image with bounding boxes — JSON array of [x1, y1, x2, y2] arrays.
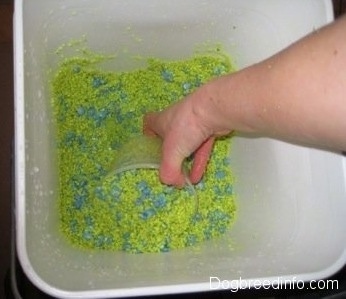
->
[[200, 15, 346, 149]]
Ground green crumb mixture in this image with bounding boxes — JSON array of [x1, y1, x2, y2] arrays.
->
[[52, 51, 237, 253]]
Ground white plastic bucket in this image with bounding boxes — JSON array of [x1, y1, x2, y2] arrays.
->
[[14, 0, 346, 298]]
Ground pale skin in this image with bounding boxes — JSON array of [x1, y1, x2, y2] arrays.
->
[[144, 15, 346, 187]]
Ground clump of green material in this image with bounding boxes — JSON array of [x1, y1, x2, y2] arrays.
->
[[52, 49, 237, 253]]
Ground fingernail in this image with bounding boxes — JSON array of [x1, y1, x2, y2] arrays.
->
[[160, 172, 185, 188]]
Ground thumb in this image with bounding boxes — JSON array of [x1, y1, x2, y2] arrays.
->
[[159, 134, 188, 187], [143, 112, 186, 186]]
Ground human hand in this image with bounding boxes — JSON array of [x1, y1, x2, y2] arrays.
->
[[145, 15, 346, 180], [143, 86, 230, 187]]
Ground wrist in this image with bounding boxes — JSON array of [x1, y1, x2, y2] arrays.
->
[[188, 81, 230, 138], [195, 71, 263, 137]]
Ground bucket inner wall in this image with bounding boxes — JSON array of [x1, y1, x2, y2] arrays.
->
[[15, 0, 346, 296]]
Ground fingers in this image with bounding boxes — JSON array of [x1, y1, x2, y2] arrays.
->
[[189, 137, 215, 184], [143, 103, 214, 187], [143, 112, 186, 186]]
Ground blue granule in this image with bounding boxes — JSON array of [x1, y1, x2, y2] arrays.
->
[[76, 106, 86, 116], [208, 210, 230, 222], [119, 91, 128, 101], [72, 135, 87, 151], [73, 193, 87, 210], [95, 163, 107, 176], [115, 211, 122, 222], [98, 108, 109, 119], [83, 229, 93, 241], [223, 157, 230, 165], [213, 186, 223, 196], [87, 107, 97, 118], [94, 186, 106, 200], [213, 65, 227, 76], [135, 197, 145, 206], [92, 77, 107, 88], [140, 208, 156, 220], [122, 242, 132, 251], [94, 108, 110, 126], [195, 179, 205, 190], [215, 170, 226, 179], [204, 228, 212, 240], [72, 65, 81, 73], [85, 215, 94, 226], [110, 185, 121, 198], [193, 78, 203, 87], [153, 194, 167, 209], [191, 212, 203, 224], [224, 184, 233, 195], [161, 69, 174, 82], [69, 219, 78, 233], [218, 225, 227, 234], [70, 174, 88, 190], [186, 234, 198, 246], [95, 235, 107, 248], [137, 181, 152, 198], [123, 232, 131, 240], [163, 186, 175, 194], [114, 110, 125, 123], [64, 131, 77, 146], [160, 241, 170, 253], [182, 82, 192, 91]]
